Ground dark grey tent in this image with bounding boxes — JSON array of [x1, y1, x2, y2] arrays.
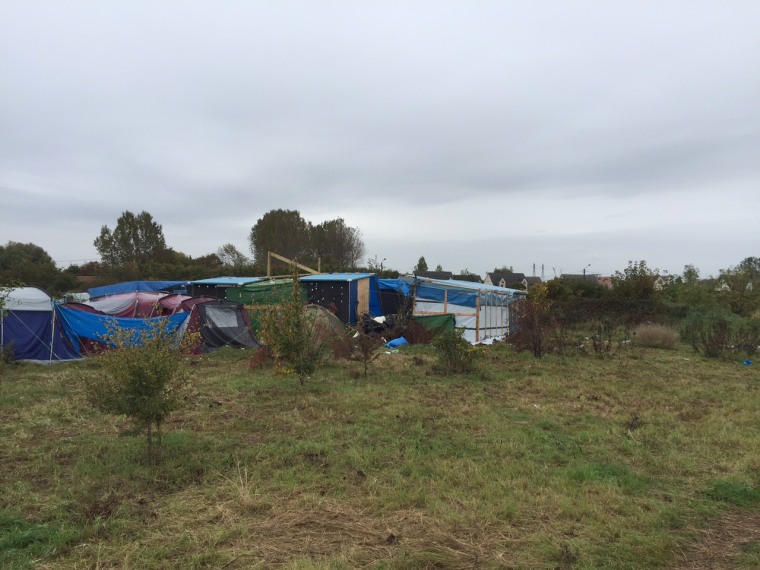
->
[[185, 300, 259, 349]]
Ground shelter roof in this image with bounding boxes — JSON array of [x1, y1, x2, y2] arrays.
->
[[414, 271, 453, 280], [3, 286, 53, 311], [300, 273, 375, 282], [189, 276, 263, 287], [417, 277, 524, 294], [89, 280, 187, 298]]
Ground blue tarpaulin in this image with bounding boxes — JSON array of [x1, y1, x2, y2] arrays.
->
[[89, 280, 187, 298], [55, 305, 189, 354]]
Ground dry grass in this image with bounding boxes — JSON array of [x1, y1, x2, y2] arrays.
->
[[633, 323, 680, 349], [672, 511, 760, 569]]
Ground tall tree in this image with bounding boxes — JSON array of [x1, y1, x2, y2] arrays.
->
[[311, 218, 365, 270], [94, 211, 167, 266], [414, 256, 428, 273], [249, 209, 311, 265], [216, 243, 250, 270], [0, 241, 76, 294]]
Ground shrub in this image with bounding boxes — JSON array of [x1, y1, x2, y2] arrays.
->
[[633, 324, 679, 349], [259, 275, 330, 384], [509, 284, 554, 358], [432, 329, 476, 374], [85, 318, 192, 461], [351, 332, 385, 379]]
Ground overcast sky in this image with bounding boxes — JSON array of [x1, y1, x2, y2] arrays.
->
[[1, 1, 758, 278]]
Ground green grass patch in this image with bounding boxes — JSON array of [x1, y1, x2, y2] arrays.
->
[[2, 343, 760, 567]]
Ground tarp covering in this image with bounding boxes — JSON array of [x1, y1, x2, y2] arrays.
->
[[412, 314, 456, 336], [226, 279, 301, 332], [55, 305, 189, 354], [413, 278, 524, 344], [378, 278, 413, 297], [84, 291, 170, 318], [225, 279, 297, 306], [89, 280, 187, 298], [1, 287, 79, 362]]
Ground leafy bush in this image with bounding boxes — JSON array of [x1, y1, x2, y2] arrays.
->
[[509, 284, 554, 358], [633, 324, 679, 350], [681, 309, 760, 359], [85, 319, 192, 461], [432, 329, 477, 374], [259, 276, 330, 384]]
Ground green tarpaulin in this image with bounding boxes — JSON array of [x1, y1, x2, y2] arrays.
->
[[412, 313, 456, 335], [225, 279, 305, 332]]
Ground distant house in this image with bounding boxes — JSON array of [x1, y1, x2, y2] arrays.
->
[[524, 276, 543, 288], [597, 276, 613, 289], [452, 274, 483, 283], [414, 271, 453, 280], [560, 273, 599, 283], [484, 272, 527, 289], [653, 275, 672, 291]]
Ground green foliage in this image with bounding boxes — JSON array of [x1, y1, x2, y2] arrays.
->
[[0, 510, 81, 568], [249, 210, 365, 272], [414, 256, 428, 273], [259, 275, 329, 384], [509, 284, 554, 358], [612, 260, 659, 300], [431, 329, 476, 374], [681, 309, 759, 359], [94, 210, 167, 267], [351, 332, 385, 379], [0, 241, 76, 295], [706, 480, 760, 506], [311, 218, 365, 271], [84, 319, 191, 460], [215, 243, 250, 272], [249, 209, 312, 267]]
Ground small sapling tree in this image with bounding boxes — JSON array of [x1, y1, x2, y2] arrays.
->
[[259, 272, 329, 384], [85, 318, 192, 461]]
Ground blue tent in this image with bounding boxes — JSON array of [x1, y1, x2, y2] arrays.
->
[[89, 280, 187, 298], [1, 287, 79, 362]]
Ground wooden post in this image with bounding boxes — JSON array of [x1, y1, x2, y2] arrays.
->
[[267, 252, 271, 277], [475, 294, 481, 343]]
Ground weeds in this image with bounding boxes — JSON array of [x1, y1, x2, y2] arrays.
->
[[431, 329, 477, 374], [633, 323, 679, 349]]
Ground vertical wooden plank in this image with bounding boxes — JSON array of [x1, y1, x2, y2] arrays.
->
[[357, 277, 370, 316], [475, 294, 481, 343]]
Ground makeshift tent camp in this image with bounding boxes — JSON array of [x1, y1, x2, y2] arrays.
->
[[83, 291, 172, 318], [55, 305, 190, 356], [187, 277, 262, 299], [1, 287, 80, 362], [412, 278, 525, 344], [305, 304, 346, 337], [180, 300, 259, 349], [89, 280, 187, 298], [300, 273, 383, 325]]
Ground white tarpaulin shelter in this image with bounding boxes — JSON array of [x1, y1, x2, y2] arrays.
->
[[413, 278, 525, 344]]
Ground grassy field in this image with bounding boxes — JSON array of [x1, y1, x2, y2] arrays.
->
[[2, 342, 760, 569]]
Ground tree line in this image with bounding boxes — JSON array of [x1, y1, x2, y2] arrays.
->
[[0, 209, 368, 295]]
